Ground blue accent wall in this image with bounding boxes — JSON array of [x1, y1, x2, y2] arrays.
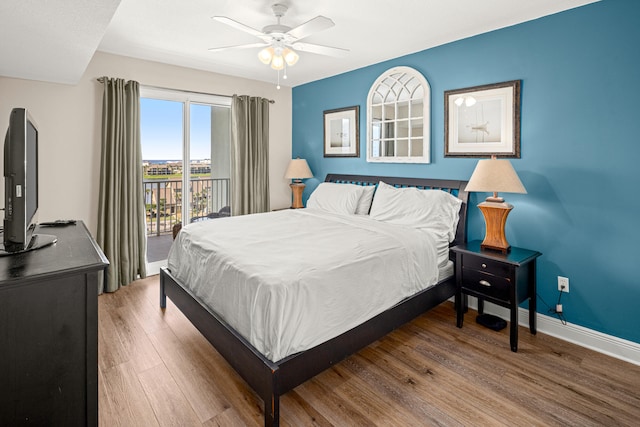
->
[[292, 0, 640, 344]]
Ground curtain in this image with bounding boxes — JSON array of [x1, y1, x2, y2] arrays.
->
[[97, 77, 147, 293], [230, 95, 270, 215]]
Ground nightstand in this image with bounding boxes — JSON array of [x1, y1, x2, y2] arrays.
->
[[452, 241, 541, 352]]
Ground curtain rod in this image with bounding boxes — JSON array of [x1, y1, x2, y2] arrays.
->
[[96, 78, 275, 104]]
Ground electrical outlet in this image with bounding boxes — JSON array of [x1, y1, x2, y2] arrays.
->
[[558, 276, 569, 293]]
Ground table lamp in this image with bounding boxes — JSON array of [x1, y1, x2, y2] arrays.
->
[[284, 158, 313, 209], [465, 156, 526, 253]]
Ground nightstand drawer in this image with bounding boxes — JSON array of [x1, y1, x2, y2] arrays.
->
[[462, 254, 510, 277], [461, 268, 511, 301]]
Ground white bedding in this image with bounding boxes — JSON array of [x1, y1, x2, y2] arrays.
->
[[167, 209, 447, 362]]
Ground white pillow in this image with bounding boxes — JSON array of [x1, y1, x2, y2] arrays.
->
[[369, 181, 462, 265], [306, 182, 364, 215], [355, 185, 376, 215]]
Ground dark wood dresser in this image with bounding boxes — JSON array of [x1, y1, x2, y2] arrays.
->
[[0, 221, 108, 426]]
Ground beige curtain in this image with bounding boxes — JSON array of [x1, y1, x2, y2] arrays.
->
[[97, 77, 147, 293], [230, 95, 270, 215]]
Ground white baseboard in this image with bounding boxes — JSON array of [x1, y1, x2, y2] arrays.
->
[[146, 259, 166, 276], [461, 297, 640, 366]]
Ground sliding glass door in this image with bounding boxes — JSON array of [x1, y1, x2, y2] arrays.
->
[[140, 87, 231, 274]]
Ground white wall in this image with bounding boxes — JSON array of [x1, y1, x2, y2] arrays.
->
[[0, 51, 292, 236]]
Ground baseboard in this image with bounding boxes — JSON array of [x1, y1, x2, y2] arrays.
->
[[461, 297, 640, 366]]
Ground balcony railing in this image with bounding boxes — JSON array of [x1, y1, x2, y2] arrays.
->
[[144, 177, 230, 237]]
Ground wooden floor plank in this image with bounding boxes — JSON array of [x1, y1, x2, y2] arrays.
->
[[160, 299, 265, 426], [354, 343, 513, 426], [294, 373, 375, 426], [107, 301, 164, 373], [122, 278, 171, 336], [279, 390, 334, 427], [147, 324, 231, 422], [137, 363, 202, 427], [97, 299, 129, 372], [100, 361, 160, 427], [203, 406, 256, 427], [99, 275, 640, 426]]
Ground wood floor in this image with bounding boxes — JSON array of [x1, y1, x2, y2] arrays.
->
[[98, 275, 640, 426]]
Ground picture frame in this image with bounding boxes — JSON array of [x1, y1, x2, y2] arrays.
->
[[444, 80, 521, 158], [323, 106, 360, 157]]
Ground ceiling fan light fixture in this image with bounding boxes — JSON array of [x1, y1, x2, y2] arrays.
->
[[211, 3, 345, 89], [283, 48, 299, 66], [271, 54, 285, 70], [258, 47, 274, 64]]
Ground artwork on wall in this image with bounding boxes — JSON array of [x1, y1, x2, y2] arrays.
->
[[444, 80, 521, 158], [323, 106, 359, 157]]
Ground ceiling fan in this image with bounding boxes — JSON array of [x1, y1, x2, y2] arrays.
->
[[209, 3, 348, 85]]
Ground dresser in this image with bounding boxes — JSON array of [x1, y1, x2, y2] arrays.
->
[[0, 221, 108, 426]]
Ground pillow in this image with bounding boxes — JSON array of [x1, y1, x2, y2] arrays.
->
[[355, 185, 376, 215], [369, 181, 463, 265], [306, 182, 364, 215], [370, 181, 462, 237]]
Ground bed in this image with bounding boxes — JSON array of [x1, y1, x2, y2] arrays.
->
[[160, 173, 469, 426]]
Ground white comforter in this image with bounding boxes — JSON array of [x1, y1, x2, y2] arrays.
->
[[167, 209, 440, 362]]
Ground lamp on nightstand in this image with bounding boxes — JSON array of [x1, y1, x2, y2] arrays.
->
[[465, 155, 527, 253], [284, 158, 313, 209]]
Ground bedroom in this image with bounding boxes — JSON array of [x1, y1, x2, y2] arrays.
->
[[0, 0, 639, 425]]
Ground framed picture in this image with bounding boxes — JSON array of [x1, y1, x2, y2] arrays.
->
[[444, 80, 521, 158], [323, 106, 360, 157]]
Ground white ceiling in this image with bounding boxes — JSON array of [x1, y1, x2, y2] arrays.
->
[[0, 0, 121, 85], [1, 0, 598, 87]]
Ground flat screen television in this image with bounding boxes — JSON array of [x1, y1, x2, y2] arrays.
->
[[2, 108, 56, 254]]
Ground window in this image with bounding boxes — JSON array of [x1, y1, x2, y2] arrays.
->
[[367, 66, 430, 163]]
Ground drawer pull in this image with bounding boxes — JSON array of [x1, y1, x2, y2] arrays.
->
[[482, 263, 487, 268], [479, 280, 491, 287]]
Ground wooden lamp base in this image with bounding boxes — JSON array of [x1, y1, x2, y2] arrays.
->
[[477, 201, 514, 253], [290, 182, 305, 209]]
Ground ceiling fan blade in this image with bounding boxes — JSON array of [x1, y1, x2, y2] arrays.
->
[[212, 16, 265, 38], [208, 42, 269, 53], [291, 42, 349, 57], [287, 16, 334, 40]]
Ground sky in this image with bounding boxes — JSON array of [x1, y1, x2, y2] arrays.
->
[[140, 98, 213, 160]]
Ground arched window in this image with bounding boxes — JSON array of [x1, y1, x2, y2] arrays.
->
[[367, 66, 430, 163]]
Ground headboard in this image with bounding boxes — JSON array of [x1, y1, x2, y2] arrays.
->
[[324, 173, 469, 248]]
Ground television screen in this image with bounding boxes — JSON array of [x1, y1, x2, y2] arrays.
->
[[26, 119, 38, 228], [3, 108, 39, 253]]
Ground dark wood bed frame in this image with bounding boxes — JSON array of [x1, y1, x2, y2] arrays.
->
[[160, 174, 469, 426]]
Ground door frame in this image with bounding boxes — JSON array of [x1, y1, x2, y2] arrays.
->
[[140, 86, 231, 275]]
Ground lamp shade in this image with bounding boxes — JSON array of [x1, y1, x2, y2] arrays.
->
[[270, 54, 285, 70], [284, 158, 313, 180], [258, 47, 274, 64], [283, 48, 299, 66], [465, 158, 526, 195]]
